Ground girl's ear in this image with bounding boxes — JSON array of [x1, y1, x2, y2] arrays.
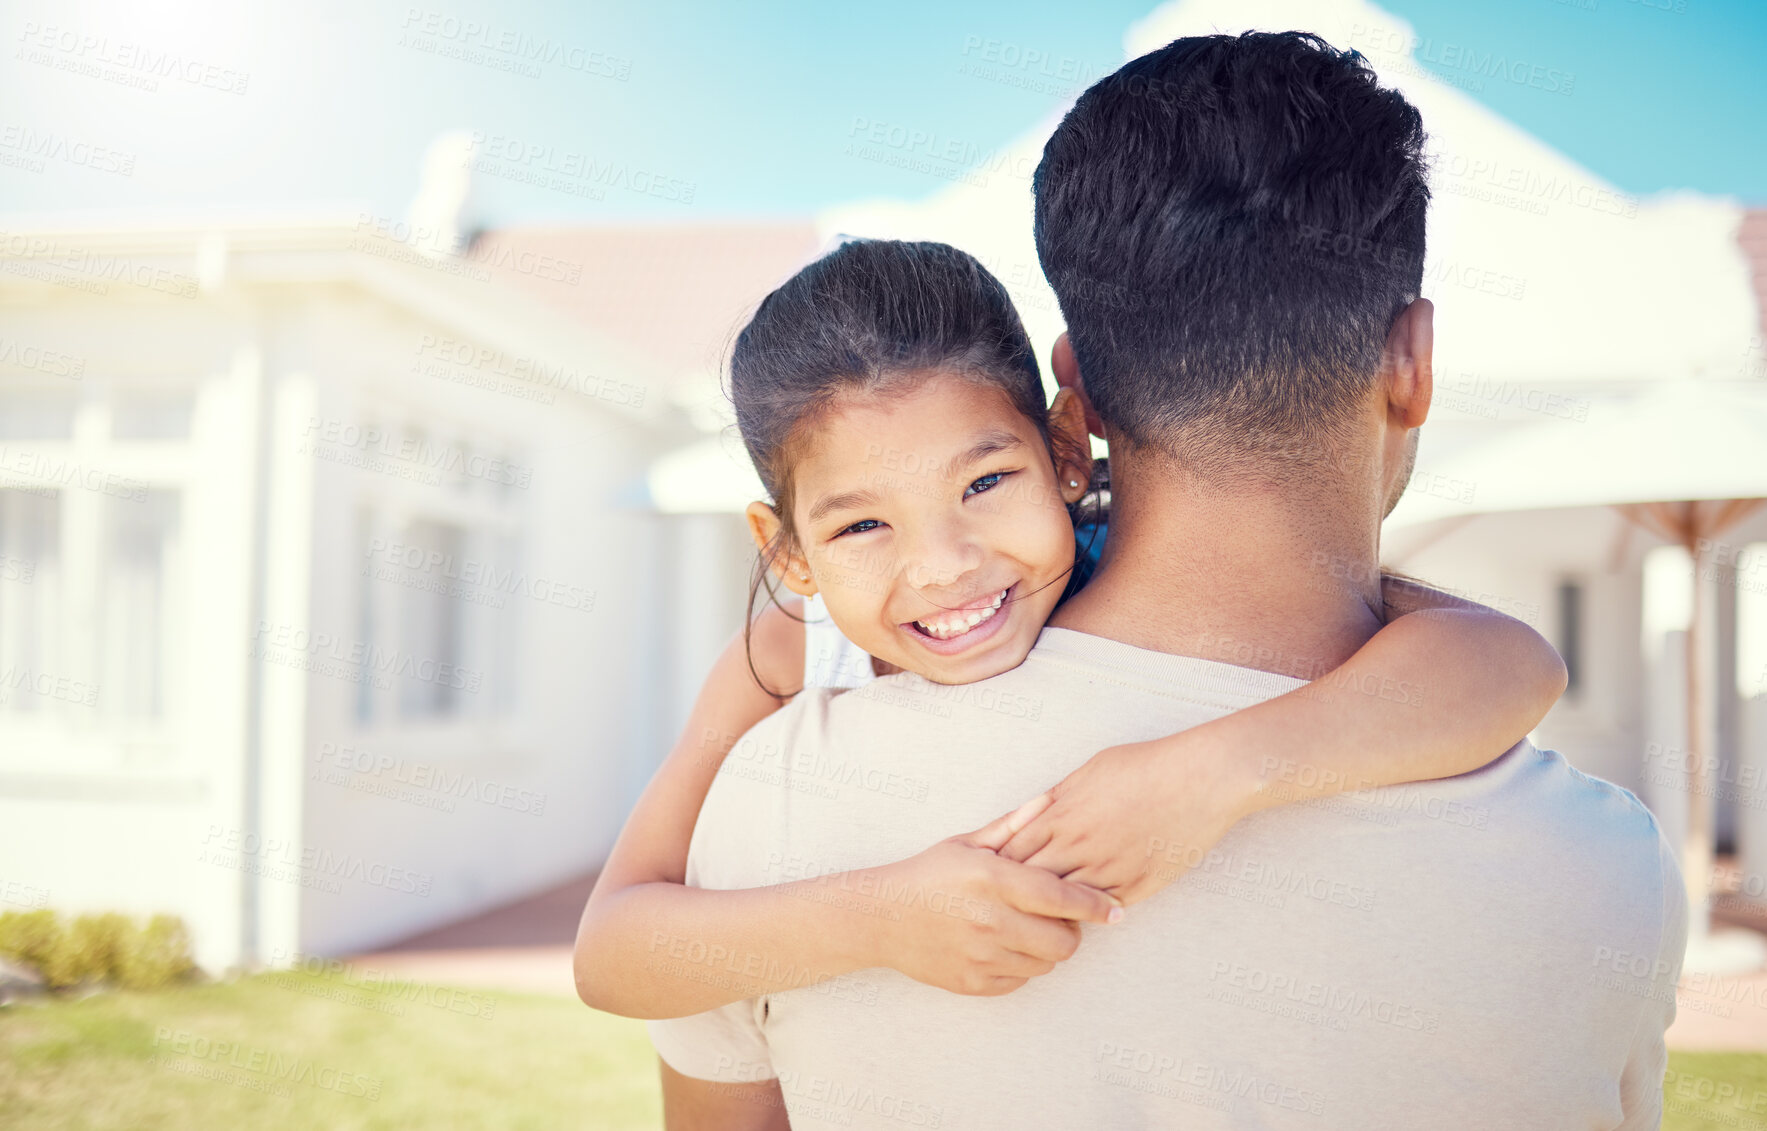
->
[[745, 500, 818, 597], [1048, 388, 1094, 506]]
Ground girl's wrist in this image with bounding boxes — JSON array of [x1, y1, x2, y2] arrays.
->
[[1176, 722, 1272, 821], [818, 867, 894, 971]]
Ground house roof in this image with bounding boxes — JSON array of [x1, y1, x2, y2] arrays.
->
[[0, 216, 678, 432], [466, 221, 823, 393], [1742, 209, 1767, 343]]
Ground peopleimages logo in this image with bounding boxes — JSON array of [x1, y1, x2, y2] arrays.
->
[[300, 417, 533, 489], [396, 8, 633, 81], [468, 131, 697, 204], [267, 947, 498, 1019], [14, 22, 251, 95], [151, 1028, 379, 1100], [0, 443, 147, 501], [363, 537, 596, 615], [0, 664, 99, 709], [250, 621, 483, 694], [0, 232, 198, 298], [313, 740, 547, 816], [197, 825, 433, 897], [1348, 23, 1575, 96], [1092, 1039, 1325, 1117], [0, 124, 136, 177], [0, 334, 85, 378], [845, 116, 1035, 184]]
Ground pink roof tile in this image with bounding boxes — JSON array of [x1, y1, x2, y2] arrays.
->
[[468, 222, 823, 389], [1742, 209, 1767, 342]]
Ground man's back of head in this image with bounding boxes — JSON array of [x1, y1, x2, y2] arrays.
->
[[1035, 31, 1430, 484]]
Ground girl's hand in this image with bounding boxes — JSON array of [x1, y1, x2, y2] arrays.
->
[[996, 733, 1259, 907], [862, 808, 1121, 996]]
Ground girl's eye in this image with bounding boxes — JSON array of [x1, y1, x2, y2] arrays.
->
[[965, 472, 1008, 498], [836, 519, 881, 537]]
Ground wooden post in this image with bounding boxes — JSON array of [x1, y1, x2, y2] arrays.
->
[[1686, 532, 1715, 934]]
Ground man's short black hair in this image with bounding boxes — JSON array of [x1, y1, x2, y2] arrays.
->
[[1034, 31, 1429, 474]]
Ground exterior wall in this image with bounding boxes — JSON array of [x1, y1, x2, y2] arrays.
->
[[0, 292, 266, 972], [654, 512, 757, 793], [287, 288, 679, 958]]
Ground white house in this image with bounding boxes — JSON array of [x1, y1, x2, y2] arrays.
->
[[0, 211, 757, 971]]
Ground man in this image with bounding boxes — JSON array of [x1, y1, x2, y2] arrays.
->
[[651, 31, 1684, 1129]]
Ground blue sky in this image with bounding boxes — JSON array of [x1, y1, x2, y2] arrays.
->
[[1, 0, 1762, 226]]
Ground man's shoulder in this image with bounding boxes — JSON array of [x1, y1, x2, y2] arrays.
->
[[1520, 745, 1691, 1005], [1549, 746, 1686, 907], [1456, 742, 1685, 923], [1522, 744, 1672, 853]]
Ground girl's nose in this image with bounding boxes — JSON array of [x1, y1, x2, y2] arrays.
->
[[899, 518, 984, 596]]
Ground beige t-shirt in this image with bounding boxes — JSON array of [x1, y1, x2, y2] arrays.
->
[[650, 627, 1685, 1130]]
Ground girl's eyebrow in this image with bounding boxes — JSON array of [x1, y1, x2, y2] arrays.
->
[[955, 430, 1026, 470], [807, 487, 880, 526]]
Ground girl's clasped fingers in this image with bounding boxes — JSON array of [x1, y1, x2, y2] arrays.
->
[[993, 855, 1120, 925], [968, 793, 1055, 856], [995, 912, 1083, 966], [996, 818, 1054, 864]]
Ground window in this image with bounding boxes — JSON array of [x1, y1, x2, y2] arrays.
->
[[397, 518, 465, 720], [112, 392, 194, 441], [0, 488, 64, 717], [354, 506, 376, 725], [97, 489, 183, 721], [0, 380, 189, 760], [353, 506, 519, 727], [0, 392, 76, 440]]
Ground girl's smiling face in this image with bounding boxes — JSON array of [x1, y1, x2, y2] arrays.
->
[[750, 373, 1092, 686]]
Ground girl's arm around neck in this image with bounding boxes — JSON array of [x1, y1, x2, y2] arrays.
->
[[996, 574, 1567, 905], [1234, 572, 1569, 813]]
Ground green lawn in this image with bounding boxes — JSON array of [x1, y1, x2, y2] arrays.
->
[[1, 971, 1763, 1129], [0, 971, 660, 1130]]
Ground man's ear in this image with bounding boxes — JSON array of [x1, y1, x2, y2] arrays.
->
[[1051, 333, 1106, 440], [1381, 298, 1433, 430], [745, 501, 818, 597], [1048, 388, 1093, 505]]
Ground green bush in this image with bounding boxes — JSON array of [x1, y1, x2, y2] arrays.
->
[[0, 910, 195, 991], [67, 913, 133, 986], [114, 915, 196, 990], [0, 909, 70, 986]]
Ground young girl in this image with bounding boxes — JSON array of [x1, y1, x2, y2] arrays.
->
[[573, 239, 1566, 1018]]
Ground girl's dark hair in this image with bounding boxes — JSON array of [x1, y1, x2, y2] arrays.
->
[[729, 238, 1103, 697]]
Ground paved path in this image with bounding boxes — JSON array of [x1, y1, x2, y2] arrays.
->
[[345, 872, 593, 1000], [1673, 897, 1767, 1050]]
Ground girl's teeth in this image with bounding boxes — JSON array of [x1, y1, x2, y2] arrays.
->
[[916, 589, 1009, 640]]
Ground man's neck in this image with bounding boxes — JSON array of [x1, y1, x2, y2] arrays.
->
[[1051, 448, 1388, 680]]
